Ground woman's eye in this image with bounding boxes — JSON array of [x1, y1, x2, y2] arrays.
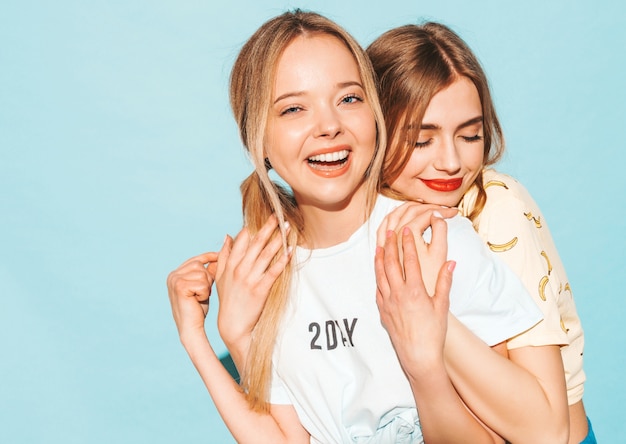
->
[[414, 139, 432, 149], [280, 105, 302, 116], [462, 134, 483, 142], [341, 94, 363, 105]]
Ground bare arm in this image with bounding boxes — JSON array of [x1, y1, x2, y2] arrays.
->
[[445, 185, 572, 443], [215, 215, 291, 373], [375, 221, 503, 443], [378, 207, 570, 443], [444, 321, 569, 443], [178, 326, 308, 443], [166, 216, 308, 443]]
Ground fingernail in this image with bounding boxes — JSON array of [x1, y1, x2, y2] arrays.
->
[[284, 220, 290, 231], [447, 261, 456, 272], [403, 226, 411, 235], [286, 245, 293, 256], [433, 210, 443, 218], [386, 230, 393, 238]]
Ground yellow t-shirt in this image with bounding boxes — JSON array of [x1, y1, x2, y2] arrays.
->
[[459, 169, 585, 405]]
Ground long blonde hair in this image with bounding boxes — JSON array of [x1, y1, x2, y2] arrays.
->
[[229, 9, 387, 412], [367, 22, 505, 222]]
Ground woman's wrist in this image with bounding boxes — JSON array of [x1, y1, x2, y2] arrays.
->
[[401, 351, 446, 382], [222, 334, 252, 371], [180, 326, 210, 351]]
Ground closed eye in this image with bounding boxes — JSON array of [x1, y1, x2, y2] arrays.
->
[[461, 134, 483, 142], [415, 138, 433, 149]]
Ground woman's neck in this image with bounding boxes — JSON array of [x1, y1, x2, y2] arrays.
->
[[297, 187, 375, 249]]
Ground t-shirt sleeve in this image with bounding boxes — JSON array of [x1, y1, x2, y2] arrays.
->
[[443, 215, 543, 346], [477, 194, 570, 349], [269, 367, 293, 406]]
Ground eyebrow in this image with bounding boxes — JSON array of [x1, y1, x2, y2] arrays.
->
[[273, 81, 364, 105], [416, 116, 484, 131]]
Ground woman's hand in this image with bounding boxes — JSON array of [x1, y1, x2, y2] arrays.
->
[[215, 215, 292, 362], [374, 215, 455, 374], [376, 203, 456, 294], [376, 202, 458, 247], [376, 227, 508, 443], [167, 252, 219, 344]]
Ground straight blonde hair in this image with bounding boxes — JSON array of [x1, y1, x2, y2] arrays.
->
[[229, 9, 387, 412], [367, 22, 504, 222]]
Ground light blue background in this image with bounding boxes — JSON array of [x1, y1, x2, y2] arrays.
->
[[1, 1, 624, 442]]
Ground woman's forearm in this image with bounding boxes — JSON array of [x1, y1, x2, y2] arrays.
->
[[405, 359, 503, 444], [220, 334, 251, 376], [444, 315, 569, 444], [180, 329, 307, 444]]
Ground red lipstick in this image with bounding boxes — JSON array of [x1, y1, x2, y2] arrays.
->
[[421, 178, 463, 192]]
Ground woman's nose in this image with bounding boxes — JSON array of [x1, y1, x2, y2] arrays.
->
[[314, 108, 343, 139], [433, 137, 461, 174]]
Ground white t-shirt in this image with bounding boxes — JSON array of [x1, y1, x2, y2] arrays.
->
[[271, 195, 542, 443]]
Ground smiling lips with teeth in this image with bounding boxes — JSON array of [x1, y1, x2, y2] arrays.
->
[[308, 149, 350, 171]]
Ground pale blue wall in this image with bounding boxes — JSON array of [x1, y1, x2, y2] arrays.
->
[[1, 0, 624, 442]]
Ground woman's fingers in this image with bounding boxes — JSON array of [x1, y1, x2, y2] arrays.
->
[[178, 251, 219, 268], [376, 203, 458, 247], [378, 227, 424, 292], [216, 214, 289, 319], [179, 251, 219, 267], [433, 261, 455, 313], [231, 215, 278, 267], [223, 226, 251, 271], [432, 206, 458, 219], [377, 203, 418, 247], [383, 230, 406, 285], [249, 221, 289, 278], [254, 245, 292, 297], [395, 208, 433, 235], [221, 215, 286, 283], [374, 246, 391, 300], [399, 227, 424, 290], [206, 260, 218, 279], [167, 264, 211, 301], [216, 234, 234, 280], [166, 252, 221, 336], [183, 271, 212, 302], [428, 211, 448, 261]]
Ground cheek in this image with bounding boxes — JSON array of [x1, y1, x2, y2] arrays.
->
[[401, 151, 429, 178], [390, 153, 425, 194], [460, 147, 485, 191], [354, 111, 378, 149], [464, 145, 485, 172], [389, 175, 408, 195], [266, 124, 302, 161]]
